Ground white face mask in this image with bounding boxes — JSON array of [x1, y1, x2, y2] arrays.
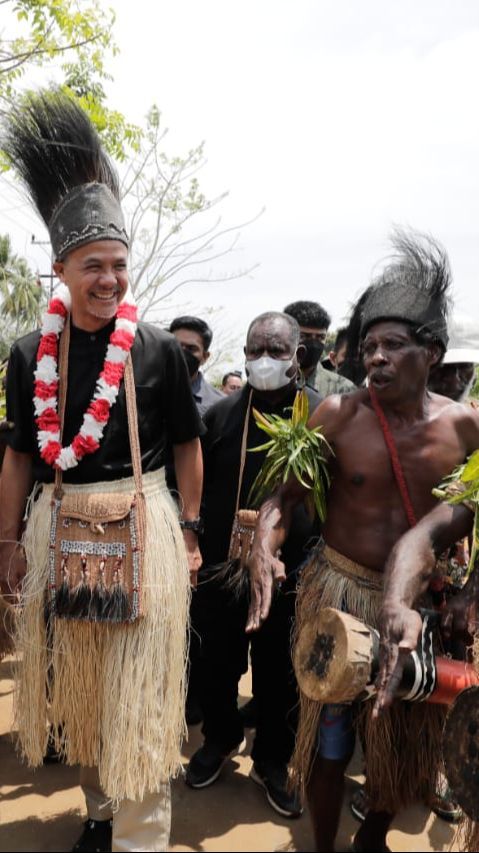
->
[[245, 355, 294, 391]]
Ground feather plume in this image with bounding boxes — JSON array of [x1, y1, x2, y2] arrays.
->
[[1, 89, 120, 227]]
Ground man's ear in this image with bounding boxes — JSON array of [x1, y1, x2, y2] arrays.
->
[[296, 343, 307, 366], [202, 350, 211, 365], [53, 260, 65, 282]]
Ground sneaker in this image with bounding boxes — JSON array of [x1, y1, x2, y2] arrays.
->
[[185, 740, 244, 788], [350, 784, 369, 823], [71, 818, 112, 852], [430, 789, 463, 823], [250, 760, 303, 818]]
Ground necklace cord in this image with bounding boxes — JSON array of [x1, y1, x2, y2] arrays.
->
[[368, 384, 417, 528]]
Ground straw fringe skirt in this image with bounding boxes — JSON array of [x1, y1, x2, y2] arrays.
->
[[291, 543, 445, 813], [14, 469, 190, 803]]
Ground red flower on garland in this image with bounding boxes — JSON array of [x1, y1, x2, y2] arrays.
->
[[110, 329, 135, 350], [117, 302, 138, 321], [37, 333, 58, 360], [34, 379, 59, 401], [101, 360, 126, 386], [87, 398, 111, 422], [36, 408, 61, 432], [71, 433, 100, 459], [42, 441, 63, 466], [48, 298, 68, 318]]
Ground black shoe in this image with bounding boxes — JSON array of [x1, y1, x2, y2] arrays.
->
[[250, 760, 303, 818], [239, 697, 257, 728], [71, 819, 112, 852], [185, 740, 244, 788]]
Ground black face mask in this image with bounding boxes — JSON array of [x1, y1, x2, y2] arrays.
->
[[182, 348, 201, 378], [299, 339, 324, 370]]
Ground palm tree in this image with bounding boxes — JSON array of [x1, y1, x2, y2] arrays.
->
[[0, 234, 44, 359]]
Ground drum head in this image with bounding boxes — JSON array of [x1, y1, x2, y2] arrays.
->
[[443, 686, 479, 821], [294, 607, 374, 703]]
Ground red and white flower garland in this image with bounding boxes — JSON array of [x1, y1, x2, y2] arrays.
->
[[33, 284, 138, 470]]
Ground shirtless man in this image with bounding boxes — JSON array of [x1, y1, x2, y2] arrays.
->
[[246, 231, 479, 852]]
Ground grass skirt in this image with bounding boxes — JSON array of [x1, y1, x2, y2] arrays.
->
[[291, 543, 445, 813], [14, 469, 190, 802]]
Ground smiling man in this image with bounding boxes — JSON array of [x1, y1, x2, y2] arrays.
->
[[0, 91, 203, 853], [247, 231, 479, 852]]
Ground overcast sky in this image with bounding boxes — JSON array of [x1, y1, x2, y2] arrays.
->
[[3, 0, 479, 372]]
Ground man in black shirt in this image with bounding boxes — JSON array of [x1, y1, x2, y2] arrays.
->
[[0, 91, 203, 853], [169, 315, 224, 417], [186, 311, 320, 818]]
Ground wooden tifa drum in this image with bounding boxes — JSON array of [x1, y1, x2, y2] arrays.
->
[[294, 608, 377, 703], [294, 607, 479, 705]]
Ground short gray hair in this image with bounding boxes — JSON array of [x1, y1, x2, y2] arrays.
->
[[246, 311, 300, 350]]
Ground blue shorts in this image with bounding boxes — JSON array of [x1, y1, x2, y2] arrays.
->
[[317, 702, 356, 760]]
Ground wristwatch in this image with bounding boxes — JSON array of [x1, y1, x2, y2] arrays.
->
[[179, 517, 204, 535]]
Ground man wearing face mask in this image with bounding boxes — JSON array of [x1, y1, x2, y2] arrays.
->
[[169, 315, 224, 417], [185, 312, 321, 816], [284, 301, 355, 396]]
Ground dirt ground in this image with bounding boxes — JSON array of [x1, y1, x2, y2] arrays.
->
[[0, 656, 460, 852]]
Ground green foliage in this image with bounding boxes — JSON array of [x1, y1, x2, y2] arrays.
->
[[0, 0, 141, 160], [433, 451, 479, 580], [248, 389, 332, 521], [471, 366, 479, 400], [0, 234, 44, 358]]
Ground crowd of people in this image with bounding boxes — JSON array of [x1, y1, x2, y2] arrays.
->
[[1, 90, 479, 853]]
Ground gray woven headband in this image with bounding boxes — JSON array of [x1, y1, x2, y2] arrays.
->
[[49, 183, 129, 260]]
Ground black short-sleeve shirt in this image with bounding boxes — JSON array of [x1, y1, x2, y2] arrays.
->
[[199, 382, 322, 573], [6, 320, 204, 484]]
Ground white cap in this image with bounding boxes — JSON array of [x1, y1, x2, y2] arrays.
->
[[443, 316, 479, 365]]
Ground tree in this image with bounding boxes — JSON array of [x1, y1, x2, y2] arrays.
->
[[0, 0, 140, 160], [0, 233, 44, 358], [121, 106, 261, 320]]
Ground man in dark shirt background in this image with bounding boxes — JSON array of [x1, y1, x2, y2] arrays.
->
[[169, 315, 223, 417], [284, 300, 355, 397], [185, 311, 321, 818]]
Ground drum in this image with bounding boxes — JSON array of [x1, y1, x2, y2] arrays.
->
[[443, 686, 479, 821], [294, 608, 377, 703], [294, 607, 479, 705]]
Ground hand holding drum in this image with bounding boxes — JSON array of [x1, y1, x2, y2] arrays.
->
[[294, 607, 479, 706]]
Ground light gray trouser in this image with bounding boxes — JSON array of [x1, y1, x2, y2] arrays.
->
[[80, 766, 171, 852]]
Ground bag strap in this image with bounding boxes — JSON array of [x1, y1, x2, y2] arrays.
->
[[54, 318, 143, 498], [368, 384, 417, 528], [233, 388, 254, 517]]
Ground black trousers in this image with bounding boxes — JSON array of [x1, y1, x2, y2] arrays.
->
[[191, 568, 299, 765]]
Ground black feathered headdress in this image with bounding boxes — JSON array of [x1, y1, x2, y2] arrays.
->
[[360, 228, 452, 351], [2, 89, 128, 260]]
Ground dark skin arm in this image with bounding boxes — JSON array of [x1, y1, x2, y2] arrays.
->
[[245, 475, 306, 632], [246, 394, 343, 632], [374, 501, 474, 717], [0, 447, 32, 601]]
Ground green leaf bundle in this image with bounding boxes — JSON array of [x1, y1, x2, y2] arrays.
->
[[433, 449, 479, 580], [248, 389, 332, 522]]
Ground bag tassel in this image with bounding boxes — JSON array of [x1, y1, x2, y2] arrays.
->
[[67, 554, 93, 619], [101, 557, 130, 622], [54, 554, 71, 615], [89, 556, 110, 621]]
